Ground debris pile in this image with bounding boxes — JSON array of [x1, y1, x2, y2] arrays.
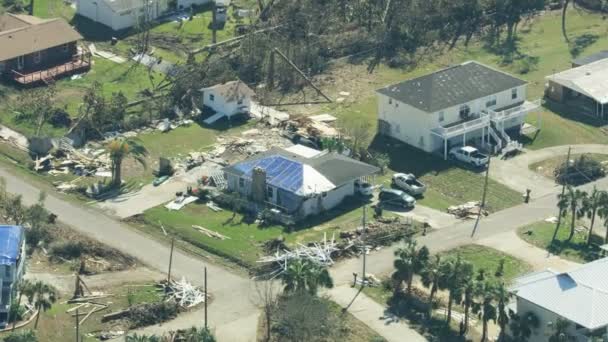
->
[[162, 277, 207, 308], [447, 201, 488, 219], [192, 225, 230, 240]]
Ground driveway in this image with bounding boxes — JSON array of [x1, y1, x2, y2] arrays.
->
[[391, 204, 460, 229]]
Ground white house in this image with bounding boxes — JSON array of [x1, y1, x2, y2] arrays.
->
[[510, 258, 608, 341], [376, 61, 541, 159], [200, 80, 255, 124], [76, 0, 170, 31], [0, 225, 25, 328], [223, 146, 379, 220]]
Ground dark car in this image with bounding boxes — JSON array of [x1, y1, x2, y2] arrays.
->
[[379, 188, 416, 208]]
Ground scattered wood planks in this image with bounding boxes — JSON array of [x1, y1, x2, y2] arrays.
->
[[192, 225, 230, 240]]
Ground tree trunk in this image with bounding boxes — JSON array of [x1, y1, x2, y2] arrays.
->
[[562, 0, 571, 43], [481, 319, 488, 342], [11, 293, 23, 332], [406, 274, 413, 294], [446, 291, 453, 324], [34, 305, 40, 329], [461, 296, 470, 336], [113, 159, 123, 187], [428, 286, 436, 319], [605, 220, 608, 244], [567, 207, 576, 242], [265, 307, 272, 342], [588, 206, 597, 245]]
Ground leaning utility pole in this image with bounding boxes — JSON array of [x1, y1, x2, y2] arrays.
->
[[167, 237, 175, 283], [204, 266, 208, 329], [472, 155, 491, 237], [551, 146, 572, 242], [361, 205, 367, 286], [75, 308, 80, 342]]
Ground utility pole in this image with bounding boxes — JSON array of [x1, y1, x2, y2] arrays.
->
[[212, 3, 217, 44], [552, 146, 571, 242], [75, 308, 80, 342], [204, 266, 208, 329], [472, 156, 491, 237], [362, 205, 367, 286], [167, 237, 175, 283]]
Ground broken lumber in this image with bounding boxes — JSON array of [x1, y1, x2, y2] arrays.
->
[[192, 225, 230, 240], [102, 309, 130, 322]]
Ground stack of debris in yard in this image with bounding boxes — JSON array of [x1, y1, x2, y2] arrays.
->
[[282, 114, 339, 141], [447, 201, 488, 219], [65, 275, 111, 325], [257, 233, 339, 279], [192, 225, 230, 240], [160, 277, 207, 308]]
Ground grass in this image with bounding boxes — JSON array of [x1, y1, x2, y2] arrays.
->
[[373, 138, 523, 212], [518, 218, 604, 263], [33, 0, 75, 20], [135, 197, 405, 268], [440, 244, 532, 282], [529, 153, 608, 180]]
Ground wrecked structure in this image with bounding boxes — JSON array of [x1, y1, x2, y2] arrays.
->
[[223, 145, 379, 220], [0, 225, 25, 328]]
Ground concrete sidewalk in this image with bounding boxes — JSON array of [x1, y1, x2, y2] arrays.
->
[[328, 286, 427, 342]]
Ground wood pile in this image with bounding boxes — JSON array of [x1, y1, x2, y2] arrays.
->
[[447, 201, 488, 219], [161, 277, 207, 308]]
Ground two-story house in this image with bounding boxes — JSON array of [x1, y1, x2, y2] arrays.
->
[[0, 225, 25, 328], [376, 61, 541, 159], [200, 80, 255, 124], [76, 0, 170, 31]]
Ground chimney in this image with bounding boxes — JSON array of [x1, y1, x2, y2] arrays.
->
[[251, 166, 267, 203]]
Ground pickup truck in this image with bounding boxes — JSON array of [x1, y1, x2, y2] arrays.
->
[[449, 146, 489, 167], [391, 173, 427, 196]]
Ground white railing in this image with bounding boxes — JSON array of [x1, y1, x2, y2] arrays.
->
[[431, 113, 490, 138], [488, 124, 502, 150], [489, 99, 542, 123]]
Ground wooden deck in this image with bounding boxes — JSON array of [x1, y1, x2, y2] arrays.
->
[[12, 55, 91, 85]]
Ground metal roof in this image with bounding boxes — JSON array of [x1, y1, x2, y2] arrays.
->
[[376, 61, 527, 113], [0, 225, 23, 266], [547, 58, 608, 104], [512, 258, 608, 329]]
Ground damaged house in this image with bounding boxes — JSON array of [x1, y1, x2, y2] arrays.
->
[[223, 145, 379, 220], [200, 80, 255, 124], [0, 225, 25, 328]]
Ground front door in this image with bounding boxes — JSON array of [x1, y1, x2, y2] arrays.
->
[[16, 56, 24, 70]]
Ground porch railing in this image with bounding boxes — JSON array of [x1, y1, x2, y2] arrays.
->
[[11, 53, 92, 85], [488, 99, 542, 123], [431, 113, 490, 139]]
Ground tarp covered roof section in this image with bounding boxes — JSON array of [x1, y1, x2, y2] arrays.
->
[[0, 225, 23, 266], [547, 58, 608, 105]]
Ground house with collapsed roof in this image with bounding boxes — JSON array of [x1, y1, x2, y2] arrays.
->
[[0, 226, 25, 328], [376, 61, 541, 159], [223, 145, 379, 219], [0, 13, 89, 85], [200, 80, 256, 124], [76, 0, 170, 31], [545, 58, 608, 121], [510, 258, 608, 341]]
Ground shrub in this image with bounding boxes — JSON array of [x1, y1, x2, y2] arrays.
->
[[25, 227, 53, 250], [3, 330, 37, 342], [128, 302, 179, 328], [554, 154, 605, 185], [49, 241, 85, 260], [48, 109, 72, 128]]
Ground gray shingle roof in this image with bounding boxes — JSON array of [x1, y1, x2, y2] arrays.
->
[[376, 61, 527, 113], [573, 50, 608, 66], [511, 257, 608, 329]]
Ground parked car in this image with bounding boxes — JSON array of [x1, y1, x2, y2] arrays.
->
[[354, 179, 373, 196], [391, 173, 427, 196], [449, 146, 489, 167], [379, 188, 416, 209]]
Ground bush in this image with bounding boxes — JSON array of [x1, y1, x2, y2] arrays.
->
[[555, 154, 605, 185], [25, 227, 53, 250], [3, 330, 37, 342], [48, 109, 72, 128], [49, 241, 85, 260], [8, 303, 25, 323], [128, 301, 179, 328]]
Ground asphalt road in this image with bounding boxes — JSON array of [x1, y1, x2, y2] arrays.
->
[[0, 167, 260, 341]]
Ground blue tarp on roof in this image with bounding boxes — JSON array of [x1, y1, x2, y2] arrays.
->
[[234, 155, 304, 193], [0, 225, 22, 266]]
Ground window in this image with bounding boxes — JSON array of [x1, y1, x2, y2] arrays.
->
[[4, 265, 9, 278], [17, 55, 24, 70], [62, 44, 69, 52], [0, 62, 5, 73], [209, 94, 215, 102], [459, 104, 471, 118], [237, 99, 243, 105], [388, 98, 392, 105], [238, 177, 245, 188], [438, 111, 444, 122], [486, 95, 497, 108], [33, 51, 41, 64], [395, 102, 399, 108], [511, 88, 518, 100], [266, 186, 273, 199]]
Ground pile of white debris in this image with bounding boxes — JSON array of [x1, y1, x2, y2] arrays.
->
[[163, 277, 207, 308]]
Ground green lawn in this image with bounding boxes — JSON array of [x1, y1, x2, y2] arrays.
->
[[33, 0, 76, 20], [440, 244, 532, 282], [136, 198, 407, 268], [518, 219, 604, 263], [529, 153, 608, 181]]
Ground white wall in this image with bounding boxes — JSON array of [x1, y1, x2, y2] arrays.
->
[[202, 88, 252, 118], [300, 182, 355, 217], [177, 0, 210, 9], [77, 0, 169, 31], [377, 93, 434, 152]]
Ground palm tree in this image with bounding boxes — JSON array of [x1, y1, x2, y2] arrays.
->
[[597, 192, 608, 244], [106, 138, 148, 187], [183, 327, 216, 342], [561, 0, 572, 43], [11, 279, 34, 332], [583, 187, 604, 245], [509, 311, 540, 341], [473, 280, 497, 342], [420, 254, 442, 319], [459, 271, 476, 336], [280, 259, 333, 295], [30, 281, 57, 329], [557, 186, 587, 242], [495, 282, 511, 341], [392, 240, 429, 295], [439, 255, 472, 325]]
